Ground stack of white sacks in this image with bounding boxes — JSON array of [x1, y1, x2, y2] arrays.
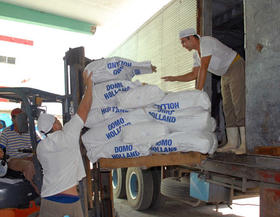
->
[[81, 57, 218, 163]]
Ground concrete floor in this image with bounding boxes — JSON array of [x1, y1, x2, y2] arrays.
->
[[114, 196, 260, 217]]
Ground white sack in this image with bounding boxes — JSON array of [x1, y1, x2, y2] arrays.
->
[[154, 90, 211, 111], [86, 141, 151, 163], [146, 107, 216, 132], [150, 131, 217, 154], [85, 57, 153, 84], [122, 122, 169, 144], [91, 80, 141, 108], [85, 106, 130, 127], [82, 109, 151, 146], [117, 84, 165, 109]]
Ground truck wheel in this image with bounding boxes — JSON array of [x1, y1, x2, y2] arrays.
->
[[125, 167, 153, 210], [112, 168, 127, 199], [161, 177, 192, 201], [149, 168, 166, 209]]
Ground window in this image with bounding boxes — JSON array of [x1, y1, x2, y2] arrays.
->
[[0, 55, 16, 64]]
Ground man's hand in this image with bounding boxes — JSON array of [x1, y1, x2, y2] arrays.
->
[[161, 76, 177, 82], [0, 149, 4, 159], [151, 65, 157, 72]]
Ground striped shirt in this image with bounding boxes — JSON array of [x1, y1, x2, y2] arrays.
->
[[0, 124, 33, 159]]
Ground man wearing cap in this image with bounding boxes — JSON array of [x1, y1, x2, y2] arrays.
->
[[0, 108, 37, 190], [162, 28, 245, 154], [36, 70, 93, 217]]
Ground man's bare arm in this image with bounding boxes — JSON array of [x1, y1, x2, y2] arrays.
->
[[161, 67, 199, 82], [77, 71, 93, 123], [196, 55, 211, 90], [0, 148, 3, 159]]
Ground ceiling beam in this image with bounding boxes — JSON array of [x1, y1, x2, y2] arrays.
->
[[0, 2, 95, 35]]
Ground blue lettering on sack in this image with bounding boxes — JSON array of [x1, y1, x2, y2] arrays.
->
[[155, 139, 172, 146], [157, 108, 174, 115], [101, 107, 129, 115], [114, 145, 133, 153], [108, 118, 125, 130], [106, 82, 124, 91], [106, 126, 122, 139], [150, 146, 177, 153], [112, 153, 125, 158], [113, 65, 123, 75], [155, 102, 180, 110], [111, 144, 140, 159], [134, 69, 141, 75], [112, 107, 129, 113], [148, 112, 176, 123], [104, 86, 130, 100], [101, 107, 111, 114], [106, 122, 131, 140], [107, 60, 132, 69], [111, 150, 140, 159], [126, 150, 140, 158]]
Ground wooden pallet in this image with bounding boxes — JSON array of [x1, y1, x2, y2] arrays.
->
[[98, 152, 206, 169], [255, 146, 280, 156]]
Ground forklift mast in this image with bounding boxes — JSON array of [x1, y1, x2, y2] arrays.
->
[[63, 47, 115, 217]]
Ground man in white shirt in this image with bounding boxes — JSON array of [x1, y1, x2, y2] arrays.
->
[[37, 70, 93, 217], [162, 28, 245, 154]]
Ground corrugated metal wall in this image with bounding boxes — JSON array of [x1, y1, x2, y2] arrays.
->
[[245, 0, 280, 151], [109, 0, 198, 92]]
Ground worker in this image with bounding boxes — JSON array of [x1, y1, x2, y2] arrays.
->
[[0, 119, 6, 136], [37, 70, 93, 217], [161, 28, 245, 154], [0, 108, 38, 190]]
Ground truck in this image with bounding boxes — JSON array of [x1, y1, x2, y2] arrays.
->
[[93, 0, 280, 216], [1, 1, 280, 217]]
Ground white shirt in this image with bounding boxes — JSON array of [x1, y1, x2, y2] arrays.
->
[[193, 36, 237, 76], [37, 114, 86, 197]]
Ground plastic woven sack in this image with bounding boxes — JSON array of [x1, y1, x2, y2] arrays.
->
[[150, 131, 217, 154], [122, 121, 169, 144], [117, 84, 165, 109], [153, 90, 211, 111], [85, 57, 153, 84]]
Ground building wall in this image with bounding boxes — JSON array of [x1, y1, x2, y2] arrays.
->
[[245, 0, 280, 151], [109, 0, 198, 92]]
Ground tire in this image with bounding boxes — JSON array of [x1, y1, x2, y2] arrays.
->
[[149, 168, 166, 209], [161, 177, 193, 201], [112, 168, 127, 199], [125, 167, 153, 210]]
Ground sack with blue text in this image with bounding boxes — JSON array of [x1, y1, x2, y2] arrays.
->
[[82, 109, 151, 148], [150, 131, 218, 155], [117, 84, 165, 109], [85, 57, 153, 84], [85, 106, 131, 127], [122, 122, 169, 144], [145, 106, 216, 132], [90, 80, 142, 109], [86, 141, 151, 163]]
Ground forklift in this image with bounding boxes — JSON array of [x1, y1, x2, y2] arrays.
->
[[0, 87, 67, 217], [0, 47, 115, 217]]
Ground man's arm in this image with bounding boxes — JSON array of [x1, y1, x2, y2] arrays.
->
[[77, 71, 93, 123], [0, 148, 3, 159], [196, 55, 211, 90], [151, 64, 157, 72], [0, 132, 7, 159], [161, 67, 199, 82]]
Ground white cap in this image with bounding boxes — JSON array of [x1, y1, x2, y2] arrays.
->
[[179, 28, 200, 39], [38, 113, 55, 134]]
